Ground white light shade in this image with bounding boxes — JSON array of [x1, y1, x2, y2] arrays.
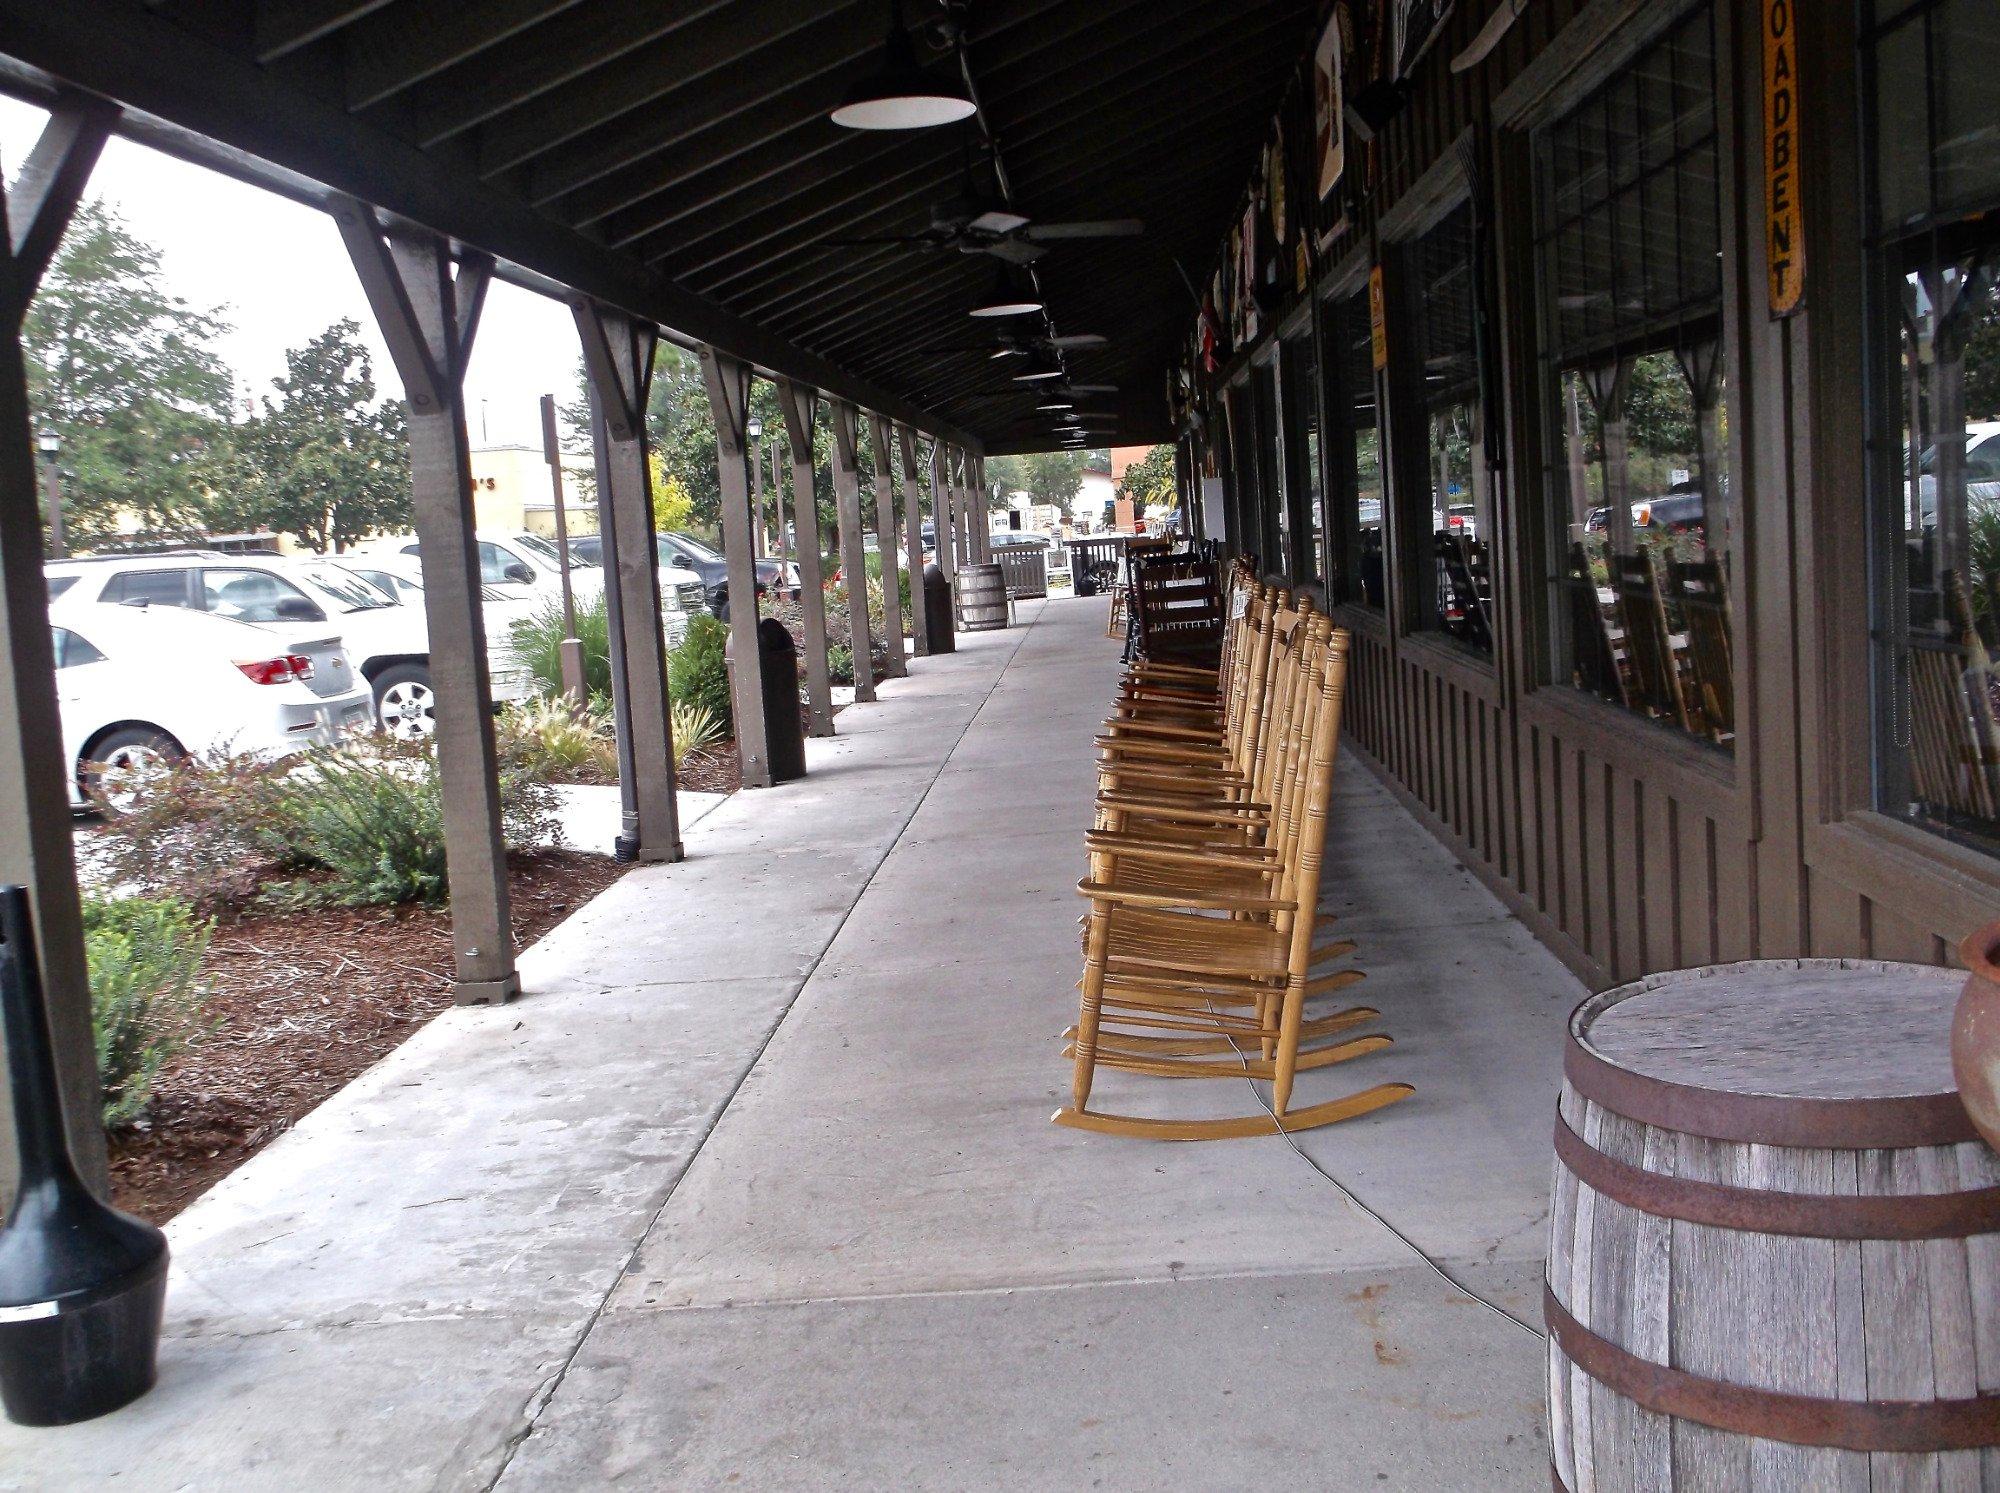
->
[[830, 4, 975, 130]]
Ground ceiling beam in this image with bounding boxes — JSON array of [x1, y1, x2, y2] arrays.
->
[[254, 0, 394, 64], [342, 0, 588, 111]]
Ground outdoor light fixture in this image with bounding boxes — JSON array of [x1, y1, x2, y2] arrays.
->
[[969, 269, 1042, 318], [1012, 349, 1064, 382], [745, 415, 763, 441], [35, 430, 57, 459], [829, 0, 976, 131]]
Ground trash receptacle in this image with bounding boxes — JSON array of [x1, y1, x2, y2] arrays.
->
[[727, 616, 806, 783], [0, 886, 168, 1427], [923, 564, 956, 655], [1071, 550, 1097, 597]]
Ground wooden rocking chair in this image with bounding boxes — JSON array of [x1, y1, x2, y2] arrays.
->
[[1057, 620, 1411, 1139], [1611, 550, 1688, 729], [1666, 555, 1734, 744]]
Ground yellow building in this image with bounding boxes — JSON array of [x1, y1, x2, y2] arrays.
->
[[468, 445, 599, 540]]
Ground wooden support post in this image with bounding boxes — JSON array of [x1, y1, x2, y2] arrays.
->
[[867, 413, 908, 678], [827, 400, 875, 704], [0, 95, 115, 1206], [698, 347, 773, 788], [334, 198, 516, 1005], [576, 299, 680, 860], [896, 424, 931, 658], [934, 442, 957, 587], [973, 455, 991, 563], [776, 377, 835, 737]]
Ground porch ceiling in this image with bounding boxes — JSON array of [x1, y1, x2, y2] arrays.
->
[[0, 0, 1317, 451]]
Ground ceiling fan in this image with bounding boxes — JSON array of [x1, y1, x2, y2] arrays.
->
[[831, 198, 1144, 264], [920, 330, 1109, 359]]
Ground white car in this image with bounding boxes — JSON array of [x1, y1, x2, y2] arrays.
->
[[45, 550, 536, 738], [370, 530, 699, 648], [52, 603, 373, 809]]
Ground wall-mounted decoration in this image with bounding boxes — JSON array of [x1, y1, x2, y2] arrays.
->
[[1368, 264, 1388, 369], [1763, 0, 1804, 316], [1267, 122, 1289, 246], [1391, 0, 1456, 84], [1314, 9, 1347, 202], [1236, 200, 1260, 345]]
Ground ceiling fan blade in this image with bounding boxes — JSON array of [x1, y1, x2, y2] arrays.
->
[[824, 235, 930, 247], [1065, 382, 1120, 394], [967, 209, 1031, 235], [979, 237, 1046, 265], [1046, 333, 1108, 349], [1021, 219, 1145, 240]]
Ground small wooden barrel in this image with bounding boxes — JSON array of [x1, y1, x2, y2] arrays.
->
[[955, 562, 1010, 632], [1548, 959, 2000, 1490]]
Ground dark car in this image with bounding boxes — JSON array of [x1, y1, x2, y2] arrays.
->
[[567, 532, 794, 601]]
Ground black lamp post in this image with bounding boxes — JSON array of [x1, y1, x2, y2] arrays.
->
[[747, 413, 765, 557]]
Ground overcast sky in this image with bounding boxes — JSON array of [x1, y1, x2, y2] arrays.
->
[[0, 95, 581, 451]]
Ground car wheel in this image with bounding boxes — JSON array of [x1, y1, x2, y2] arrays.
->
[[82, 726, 184, 814], [374, 663, 436, 740]]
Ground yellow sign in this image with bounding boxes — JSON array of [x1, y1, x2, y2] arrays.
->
[[1368, 265, 1387, 370], [1763, 0, 1803, 316]]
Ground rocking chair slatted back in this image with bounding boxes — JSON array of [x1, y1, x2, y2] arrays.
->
[[1611, 551, 1687, 728], [1666, 555, 1734, 743]]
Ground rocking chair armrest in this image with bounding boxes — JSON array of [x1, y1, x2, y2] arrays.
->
[[1077, 879, 1296, 914], [1099, 720, 1228, 743], [1094, 736, 1232, 762], [1127, 661, 1221, 682], [1095, 792, 1271, 820], [1086, 831, 1278, 865], [1096, 766, 1251, 795]]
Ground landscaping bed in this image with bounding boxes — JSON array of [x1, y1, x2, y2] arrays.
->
[[106, 847, 626, 1223]]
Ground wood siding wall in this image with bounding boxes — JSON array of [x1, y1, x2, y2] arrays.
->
[[1202, 0, 1999, 989]]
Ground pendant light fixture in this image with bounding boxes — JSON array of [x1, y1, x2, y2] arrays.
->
[[969, 268, 1042, 318], [830, 0, 976, 131], [1012, 348, 1065, 382]]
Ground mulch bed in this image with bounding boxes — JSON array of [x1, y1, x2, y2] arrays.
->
[[676, 745, 741, 794], [105, 848, 628, 1224]]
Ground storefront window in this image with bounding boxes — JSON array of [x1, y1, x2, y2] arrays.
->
[[1254, 359, 1286, 567], [1534, 2, 1733, 747], [1281, 331, 1324, 583], [1866, 0, 2000, 852], [1324, 285, 1386, 606], [1404, 201, 1493, 652]]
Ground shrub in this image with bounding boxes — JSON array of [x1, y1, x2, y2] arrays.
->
[[499, 695, 618, 784], [83, 895, 212, 1127], [259, 739, 560, 907], [827, 643, 855, 685], [670, 699, 724, 767], [91, 746, 289, 913], [510, 591, 612, 701], [669, 613, 732, 734]]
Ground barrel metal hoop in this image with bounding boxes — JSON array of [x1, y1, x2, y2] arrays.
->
[[1544, 1283, 2000, 1452], [1563, 1031, 1978, 1148], [1552, 1115, 2000, 1240]]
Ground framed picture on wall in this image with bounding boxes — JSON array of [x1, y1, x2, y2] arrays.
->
[[1314, 11, 1345, 202]]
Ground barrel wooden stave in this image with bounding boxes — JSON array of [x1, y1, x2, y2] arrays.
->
[[1549, 961, 2000, 1492]]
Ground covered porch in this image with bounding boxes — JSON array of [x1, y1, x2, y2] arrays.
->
[[0, 596, 1571, 1488]]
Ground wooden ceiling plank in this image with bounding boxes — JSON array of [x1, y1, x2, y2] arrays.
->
[[343, 0, 588, 111], [255, 0, 396, 64]]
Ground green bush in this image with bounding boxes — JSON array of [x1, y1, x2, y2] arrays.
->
[[259, 739, 560, 907], [827, 642, 855, 685], [499, 694, 618, 784], [510, 592, 612, 702], [670, 699, 723, 767], [669, 613, 732, 734], [92, 746, 289, 913], [83, 895, 212, 1127]]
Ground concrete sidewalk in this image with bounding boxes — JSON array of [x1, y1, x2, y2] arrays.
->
[[2, 595, 1569, 1491]]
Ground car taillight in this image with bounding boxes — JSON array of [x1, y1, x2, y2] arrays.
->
[[235, 653, 314, 685]]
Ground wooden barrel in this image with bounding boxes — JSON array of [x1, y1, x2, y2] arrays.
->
[[1548, 959, 2000, 1489], [955, 562, 1009, 631]]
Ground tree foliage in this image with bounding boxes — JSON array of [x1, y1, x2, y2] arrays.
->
[[987, 450, 1088, 509], [213, 320, 409, 553], [1115, 445, 1178, 511], [24, 200, 235, 548]]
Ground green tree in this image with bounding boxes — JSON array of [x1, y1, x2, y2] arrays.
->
[[24, 200, 235, 548], [988, 450, 1089, 510], [1115, 445, 1178, 511], [218, 320, 410, 553]]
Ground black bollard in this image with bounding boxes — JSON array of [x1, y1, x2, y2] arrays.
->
[[0, 886, 168, 1426]]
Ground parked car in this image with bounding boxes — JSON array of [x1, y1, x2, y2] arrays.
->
[[379, 529, 698, 646], [327, 554, 541, 737], [52, 603, 372, 809], [568, 530, 796, 603], [46, 550, 535, 738]]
